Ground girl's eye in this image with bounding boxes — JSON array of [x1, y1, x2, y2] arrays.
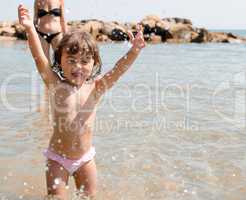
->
[[67, 59, 76, 64], [81, 60, 88, 65]]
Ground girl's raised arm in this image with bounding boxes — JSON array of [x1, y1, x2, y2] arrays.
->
[[18, 4, 58, 87], [95, 25, 145, 96]]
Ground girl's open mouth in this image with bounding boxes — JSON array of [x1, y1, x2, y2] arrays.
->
[[71, 71, 83, 78]]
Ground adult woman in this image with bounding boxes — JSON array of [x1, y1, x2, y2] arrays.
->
[[34, 0, 67, 63]]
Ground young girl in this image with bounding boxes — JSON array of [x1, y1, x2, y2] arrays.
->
[[34, 0, 67, 63], [18, 4, 145, 200]]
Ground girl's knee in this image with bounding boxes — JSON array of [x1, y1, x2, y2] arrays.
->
[[77, 185, 97, 199], [86, 187, 97, 197]]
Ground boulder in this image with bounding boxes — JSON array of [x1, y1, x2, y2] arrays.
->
[[209, 32, 230, 43], [111, 28, 128, 41], [191, 28, 210, 43], [168, 23, 194, 42], [0, 21, 13, 28], [141, 15, 163, 29], [13, 24, 27, 40], [101, 22, 127, 41], [83, 20, 104, 38], [0, 27, 15, 37], [163, 18, 192, 25], [96, 34, 111, 42], [149, 34, 162, 43]]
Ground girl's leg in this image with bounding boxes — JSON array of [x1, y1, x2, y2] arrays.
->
[[73, 159, 97, 199], [46, 159, 69, 200]]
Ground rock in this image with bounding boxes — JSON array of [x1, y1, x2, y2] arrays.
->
[[143, 15, 162, 22], [163, 18, 192, 25], [96, 34, 111, 42], [101, 22, 127, 41], [209, 32, 230, 43], [0, 21, 13, 28], [141, 19, 172, 42], [111, 28, 128, 41], [13, 24, 27, 40], [0, 36, 17, 41], [141, 19, 156, 29], [0, 17, 245, 44], [124, 22, 137, 30], [149, 34, 162, 43], [69, 20, 104, 39], [191, 28, 210, 43], [83, 20, 103, 38], [168, 23, 194, 42], [0, 27, 15, 37], [141, 15, 163, 29]]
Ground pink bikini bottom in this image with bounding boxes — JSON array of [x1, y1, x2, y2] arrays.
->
[[43, 146, 96, 175]]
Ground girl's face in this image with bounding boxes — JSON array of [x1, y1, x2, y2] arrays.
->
[[60, 49, 95, 86]]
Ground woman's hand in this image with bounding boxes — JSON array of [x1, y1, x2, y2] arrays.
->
[[18, 4, 34, 30], [127, 24, 146, 50]]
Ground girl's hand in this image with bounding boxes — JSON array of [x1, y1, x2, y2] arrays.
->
[[127, 24, 146, 50], [18, 4, 33, 30]]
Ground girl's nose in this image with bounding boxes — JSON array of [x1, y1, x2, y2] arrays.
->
[[75, 62, 82, 69]]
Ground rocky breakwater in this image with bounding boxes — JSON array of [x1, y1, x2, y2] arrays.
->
[[1, 16, 246, 43]]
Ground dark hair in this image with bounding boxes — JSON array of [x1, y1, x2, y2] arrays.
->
[[52, 31, 102, 81]]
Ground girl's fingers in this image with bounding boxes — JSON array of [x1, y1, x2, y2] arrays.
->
[[136, 24, 141, 32], [136, 23, 144, 33], [127, 30, 134, 42]]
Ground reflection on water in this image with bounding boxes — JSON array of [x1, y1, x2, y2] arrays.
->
[[0, 40, 246, 199]]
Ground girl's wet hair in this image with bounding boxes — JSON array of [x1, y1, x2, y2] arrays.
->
[[53, 31, 102, 81]]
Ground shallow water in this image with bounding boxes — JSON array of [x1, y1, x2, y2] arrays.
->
[[0, 38, 246, 199]]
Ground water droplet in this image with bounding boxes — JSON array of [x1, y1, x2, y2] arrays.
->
[[23, 182, 27, 186], [54, 178, 60, 185], [191, 190, 196, 195], [8, 172, 13, 177], [129, 154, 134, 158]]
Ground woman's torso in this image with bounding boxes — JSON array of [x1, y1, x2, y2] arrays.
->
[[36, 0, 62, 33]]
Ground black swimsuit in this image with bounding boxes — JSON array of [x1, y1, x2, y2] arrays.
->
[[36, 8, 62, 44], [37, 8, 62, 18]]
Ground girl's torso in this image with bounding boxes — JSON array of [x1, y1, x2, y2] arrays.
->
[[36, 0, 62, 33], [48, 81, 99, 159]]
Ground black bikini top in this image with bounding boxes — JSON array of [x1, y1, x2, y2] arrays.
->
[[37, 8, 62, 18]]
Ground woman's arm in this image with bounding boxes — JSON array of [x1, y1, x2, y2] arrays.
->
[[60, 0, 67, 33], [33, 0, 38, 28], [18, 4, 59, 87], [95, 25, 145, 96]]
